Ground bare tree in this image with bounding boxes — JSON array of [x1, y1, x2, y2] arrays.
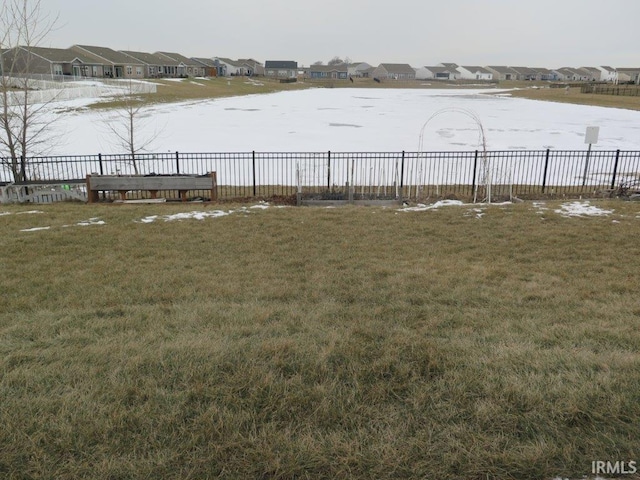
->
[[102, 79, 162, 175], [0, 0, 58, 182], [312, 60, 324, 66], [327, 56, 344, 66]]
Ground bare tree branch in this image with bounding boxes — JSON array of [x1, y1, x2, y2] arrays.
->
[[102, 78, 164, 174], [0, 0, 59, 181]]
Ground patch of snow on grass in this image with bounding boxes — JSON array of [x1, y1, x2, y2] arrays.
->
[[532, 201, 548, 214], [20, 226, 50, 232], [164, 211, 231, 221], [401, 200, 465, 212], [464, 207, 485, 218], [136, 204, 273, 223], [76, 218, 106, 226], [554, 201, 613, 217], [249, 202, 270, 210]]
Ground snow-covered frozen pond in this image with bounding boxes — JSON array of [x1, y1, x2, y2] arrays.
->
[[51, 87, 640, 154]]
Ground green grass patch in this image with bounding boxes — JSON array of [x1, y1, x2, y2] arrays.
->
[[1, 201, 639, 479]]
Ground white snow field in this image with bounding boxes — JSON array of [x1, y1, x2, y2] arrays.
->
[[51, 88, 640, 154]]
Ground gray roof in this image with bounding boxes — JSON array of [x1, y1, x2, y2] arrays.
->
[[461, 66, 492, 74], [72, 45, 141, 65], [510, 66, 538, 76], [487, 66, 519, 75], [310, 64, 348, 73], [216, 57, 244, 67], [238, 58, 262, 66], [155, 52, 201, 67], [378, 63, 415, 74], [265, 60, 297, 69], [555, 67, 587, 76], [423, 66, 459, 74], [11, 46, 97, 64], [192, 57, 217, 68], [531, 67, 556, 76], [120, 50, 166, 66]]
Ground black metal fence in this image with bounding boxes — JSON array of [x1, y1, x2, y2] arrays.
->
[[2, 150, 640, 201]]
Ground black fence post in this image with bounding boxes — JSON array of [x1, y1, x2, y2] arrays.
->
[[98, 153, 104, 175], [471, 150, 478, 196], [21, 155, 27, 182], [252, 151, 256, 197], [610, 149, 621, 190], [541, 149, 550, 193], [327, 151, 331, 191], [175, 151, 180, 174], [400, 150, 405, 190]]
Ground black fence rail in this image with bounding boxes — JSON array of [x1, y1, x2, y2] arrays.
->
[[2, 150, 640, 202]]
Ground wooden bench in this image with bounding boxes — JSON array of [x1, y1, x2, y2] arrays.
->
[[86, 173, 217, 203]]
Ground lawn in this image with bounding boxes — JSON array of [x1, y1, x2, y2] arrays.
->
[[1, 200, 639, 479], [496, 85, 640, 112]]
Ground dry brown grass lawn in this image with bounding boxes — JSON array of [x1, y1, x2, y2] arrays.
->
[[500, 86, 640, 111], [87, 76, 310, 109], [1, 200, 639, 479]]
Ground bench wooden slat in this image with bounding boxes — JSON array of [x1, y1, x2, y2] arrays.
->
[[86, 173, 217, 203]]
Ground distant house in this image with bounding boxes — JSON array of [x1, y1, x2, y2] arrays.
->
[[120, 51, 167, 78], [192, 57, 219, 77], [509, 67, 539, 81], [348, 62, 373, 78], [71, 45, 144, 79], [579, 67, 602, 81], [486, 66, 519, 81], [372, 63, 416, 80], [415, 66, 459, 80], [616, 68, 640, 84], [554, 67, 590, 82], [457, 66, 494, 81], [309, 63, 348, 80], [264, 61, 297, 78], [215, 58, 246, 76], [531, 68, 559, 81], [2, 46, 102, 77], [238, 58, 264, 76], [597, 66, 618, 83], [155, 52, 205, 77]]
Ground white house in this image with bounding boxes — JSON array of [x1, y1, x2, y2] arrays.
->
[[457, 66, 493, 81], [214, 58, 247, 76], [348, 62, 373, 77], [415, 66, 460, 80], [597, 66, 618, 83], [617, 68, 640, 84]]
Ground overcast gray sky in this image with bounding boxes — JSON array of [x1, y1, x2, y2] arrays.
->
[[42, 0, 639, 68]]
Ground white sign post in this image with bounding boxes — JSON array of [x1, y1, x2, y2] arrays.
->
[[582, 126, 599, 186]]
